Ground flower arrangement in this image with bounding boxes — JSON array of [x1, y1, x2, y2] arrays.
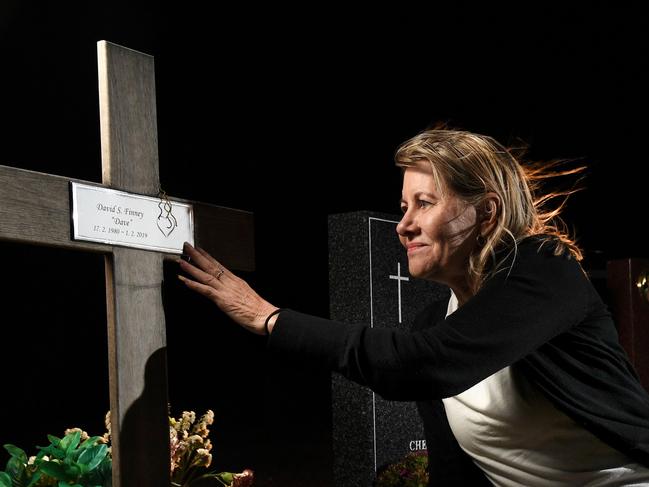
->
[[168, 409, 253, 487], [0, 409, 253, 487], [374, 451, 429, 487]]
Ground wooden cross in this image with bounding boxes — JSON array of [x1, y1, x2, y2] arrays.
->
[[0, 41, 254, 486]]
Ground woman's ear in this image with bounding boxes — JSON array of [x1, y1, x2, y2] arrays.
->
[[479, 193, 500, 236]]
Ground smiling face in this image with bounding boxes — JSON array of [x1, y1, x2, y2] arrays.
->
[[397, 167, 479, 296]]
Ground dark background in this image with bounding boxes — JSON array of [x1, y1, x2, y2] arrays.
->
[[1, 3, 647, 485]]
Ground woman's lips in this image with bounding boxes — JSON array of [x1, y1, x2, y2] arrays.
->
[[406, 243, 427, 254]]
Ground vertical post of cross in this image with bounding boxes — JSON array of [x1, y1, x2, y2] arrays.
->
[[98, 41, 170, 487]]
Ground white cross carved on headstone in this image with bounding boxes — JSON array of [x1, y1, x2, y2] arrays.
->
[[389, 262, 409, 323], [0, 41, 254, 486]]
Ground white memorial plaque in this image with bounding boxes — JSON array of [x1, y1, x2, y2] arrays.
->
[[71, 182, 194, 253]]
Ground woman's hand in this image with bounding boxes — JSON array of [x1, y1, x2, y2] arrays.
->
[[177, 242, 278, 335]]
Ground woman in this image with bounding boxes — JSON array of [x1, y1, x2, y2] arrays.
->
[[178, 128, 649, 486]]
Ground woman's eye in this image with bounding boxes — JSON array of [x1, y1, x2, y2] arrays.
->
[[417, 199, 431, 208], [400, 206, 408, 214]]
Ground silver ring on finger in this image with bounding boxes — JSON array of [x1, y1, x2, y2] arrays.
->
[[216, 268, 225, 280]]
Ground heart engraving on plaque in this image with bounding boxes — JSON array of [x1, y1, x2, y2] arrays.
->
[[157, 200, 178, 237]]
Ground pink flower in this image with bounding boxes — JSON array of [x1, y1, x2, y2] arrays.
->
[[232, 468, 254, 487]]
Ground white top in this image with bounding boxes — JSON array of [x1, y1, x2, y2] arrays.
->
[[441, 291, 649, 486]]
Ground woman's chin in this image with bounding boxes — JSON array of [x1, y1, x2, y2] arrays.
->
[[407, 265, 427, 280], [408, 262, 440, 282]]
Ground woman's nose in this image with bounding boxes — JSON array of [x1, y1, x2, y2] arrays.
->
[[396, 211, 415, 236]]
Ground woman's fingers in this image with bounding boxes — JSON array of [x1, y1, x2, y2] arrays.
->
[[195, 246, 232, 280], [178, 258, 214, 285], [177, 275, 216, 300], [195, 246, 220, 267], [182, 242, 226, 280], [177, 245, 275, 335], [183, 242, 213, 269]]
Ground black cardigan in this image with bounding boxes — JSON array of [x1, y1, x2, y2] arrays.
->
[[267, 237, 649, 483]]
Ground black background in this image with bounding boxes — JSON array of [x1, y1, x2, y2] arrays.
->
[[1, 3, 647, 485]]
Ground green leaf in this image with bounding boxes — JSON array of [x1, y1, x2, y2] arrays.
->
[[77, 446, 94, 465], [60, 431, 81, 454], [3, 444, 28, 463], [0, 472, 12, 487], [79, 436, 103, 450], [6, 456, 25, 478], [77, 462, 89, 476], [39, 461, 72, 481], [26, 472, 43, 487], [87, 445, 108, 471], [63, 463, 80, 478], [84, 444, 108, 466], [99, 460, 112, 487], [37, 444, 66, 460], [47, 435, 62, 446], [85, 465, 108, 485], [216, 472, 234, 483]]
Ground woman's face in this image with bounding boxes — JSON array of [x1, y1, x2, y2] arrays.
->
[[397, 167, 479, 287]]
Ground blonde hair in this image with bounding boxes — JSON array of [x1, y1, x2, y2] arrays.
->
[[395, 125, 584, 292]]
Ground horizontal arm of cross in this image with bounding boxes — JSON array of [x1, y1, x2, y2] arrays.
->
[[0, 164, 254, 271]]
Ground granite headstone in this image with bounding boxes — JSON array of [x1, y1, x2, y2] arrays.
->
[[328, 211, 449, 487]]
